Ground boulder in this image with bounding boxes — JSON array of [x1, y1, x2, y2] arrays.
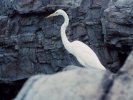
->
[[15, 66, 113, 100], [106, 51, 133, 100]]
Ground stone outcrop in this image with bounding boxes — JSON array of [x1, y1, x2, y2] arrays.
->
[[15, 66, 113, 100], [106, 51, 133, 100], [0, 0, 80, 82], [104, 0, 133, 56], [15, 51, 133, 100], [1, 0, 133, 99], [0, 0, 121, 83]]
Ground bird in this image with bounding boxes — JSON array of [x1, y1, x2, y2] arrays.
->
[[46, 9, 106, 70]]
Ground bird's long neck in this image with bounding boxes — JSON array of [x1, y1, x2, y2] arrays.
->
[[61, 12, 72, 53]]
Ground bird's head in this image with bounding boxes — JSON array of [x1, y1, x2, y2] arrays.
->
[[46, 9, 65, 18]]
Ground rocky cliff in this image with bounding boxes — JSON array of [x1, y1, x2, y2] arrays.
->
[[15, 50, 133, 100], [0, 0, 133, 100], [0, 0, 120, 82]]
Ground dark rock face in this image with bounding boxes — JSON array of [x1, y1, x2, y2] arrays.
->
[[0, 0, 122, 83], [78, 0, 120, 72], [104, 0, 133, 56], [0, 0, 132, 89], [0, 0, 78, 82], [2, 0, 133, 82], [0, 0, 13, 16], [0, 0, 133, 99]]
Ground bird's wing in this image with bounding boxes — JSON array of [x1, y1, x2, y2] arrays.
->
[[71, 40, 103, 66], [70, 40, 106, 70], [71, 40, 94, 54]]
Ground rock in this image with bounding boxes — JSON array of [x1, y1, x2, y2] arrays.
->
[[0, 0, 129, 82], [12, 0, 82, 14], [106, 51, 133, 100], [78, 0, 121, 72], [0, 1, 76, 82], [15, 66, 113, 100], [0, 0, 13, 16], [0, 0, 118, 83], [1, 0, 133, 99], [0, 16, 8, 35], [104, 0, 133, 53]]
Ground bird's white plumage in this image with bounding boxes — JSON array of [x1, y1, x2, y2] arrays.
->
[[47, 9, 106, 70], [70, 40, 105, 70]]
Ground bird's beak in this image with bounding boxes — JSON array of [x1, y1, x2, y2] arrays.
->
[[46, 13, 55, 18]]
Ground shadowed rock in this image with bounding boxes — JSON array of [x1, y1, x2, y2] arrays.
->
[[104, 0, 133, 53], [106, 51, 133, 100]]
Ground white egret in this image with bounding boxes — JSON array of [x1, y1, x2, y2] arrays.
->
[[46, 9, 106, 70]]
